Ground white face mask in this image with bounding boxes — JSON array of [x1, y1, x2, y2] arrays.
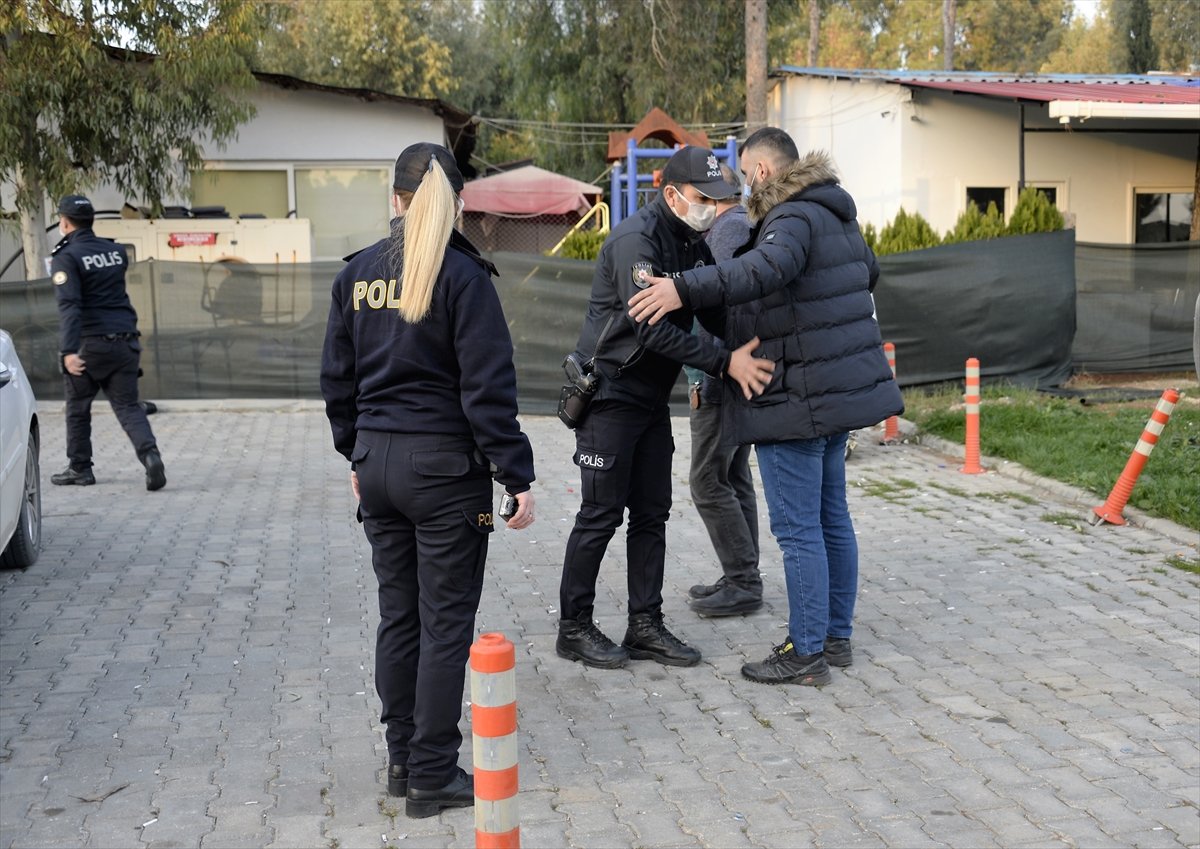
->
[[671, 187, 717, 232], [742, 164, 761, 201]]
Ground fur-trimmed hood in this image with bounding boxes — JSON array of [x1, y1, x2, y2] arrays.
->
[[745, 150, 855, 224]]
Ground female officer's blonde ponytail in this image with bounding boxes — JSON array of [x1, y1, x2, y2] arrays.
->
[[397, 158, 458, 323]]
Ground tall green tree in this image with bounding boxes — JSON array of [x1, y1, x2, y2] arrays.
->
[[253, 0, 454, 99], [1040, 13, 1119, 72], [1111, 0, 1159, 72], [1, 0, 259, 278], [1150, 0, 1199, 72], [958, 0, 1071, 73]]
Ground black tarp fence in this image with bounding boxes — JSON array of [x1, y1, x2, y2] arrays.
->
[[1, 232, 1196, 411]]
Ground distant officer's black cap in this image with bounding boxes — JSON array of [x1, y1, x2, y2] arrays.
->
[[57, 195, 95, 217], [393, 143, 464, 193], [661, 146, 735, 200]]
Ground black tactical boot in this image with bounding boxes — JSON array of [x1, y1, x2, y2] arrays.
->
[[623, 612, 701, 667], [556, 617, 629, 668], [141, 449, 166, 491], [824, 637, 853, 668], [387, 764, 408, 797], [51, 466, 95, 486], [406, 767, 473, 818], [690, 580, 763, 617], [741, 641, 832, 686]]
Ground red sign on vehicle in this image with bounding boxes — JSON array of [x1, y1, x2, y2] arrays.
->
[[168, 232, 218, 247]]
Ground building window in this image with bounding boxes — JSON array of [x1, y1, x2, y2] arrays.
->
[[191, 170, 289, 218], [1134, 191, 1192, 243], [1032, 186, 1057, 206], [966, 187, 1006, 218], [295, 168, 391, 259]]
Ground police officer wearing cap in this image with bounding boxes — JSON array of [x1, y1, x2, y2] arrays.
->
[[555, 146, 774, 670], [321, 142, 536, 818], [50, 194, 166, 491]]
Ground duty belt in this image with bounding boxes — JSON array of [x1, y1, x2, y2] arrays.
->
[[87, 332, 138, 341]]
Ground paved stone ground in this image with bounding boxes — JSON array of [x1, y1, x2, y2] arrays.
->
[[1, 403, 1197, 849]]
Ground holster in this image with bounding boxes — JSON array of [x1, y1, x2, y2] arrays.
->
[[557, 383, 594, 430]]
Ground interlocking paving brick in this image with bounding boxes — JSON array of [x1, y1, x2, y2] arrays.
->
[[2, 408, 1196, 849]]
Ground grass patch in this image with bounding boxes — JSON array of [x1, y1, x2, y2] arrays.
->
[[903, 383, 1199, 530], [857, 478, 918, 502], [1164, 555, 1200, 575], [1041, 511, 1087, 533]]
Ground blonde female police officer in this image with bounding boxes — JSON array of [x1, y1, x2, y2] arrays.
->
[[321, 143, 536, 818]]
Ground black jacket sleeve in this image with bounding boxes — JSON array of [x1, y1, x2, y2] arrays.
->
[[320, 272, 358, 461], [51, 252, 84, 354], [609, 231, 729, 375], [673, 209, 811, 312], [447, 267, 536, 495]]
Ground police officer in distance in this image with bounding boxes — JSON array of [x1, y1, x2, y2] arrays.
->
[[321, 143, 535, 818], [556, 146, 774, 670], [50, 195, 166, 491]]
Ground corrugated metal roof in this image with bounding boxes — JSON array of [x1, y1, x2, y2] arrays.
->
[[776, 67, 1200, 106]]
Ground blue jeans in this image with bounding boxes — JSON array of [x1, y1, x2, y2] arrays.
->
[[755, 433, 858, 655]]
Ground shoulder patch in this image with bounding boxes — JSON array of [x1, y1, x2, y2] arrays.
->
[[631, 261, 653, 289], [763, 231, 777, 242], [53, 271, 68, 285]]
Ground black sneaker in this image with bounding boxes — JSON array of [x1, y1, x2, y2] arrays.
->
[[51, 466, 95, 486], [688, 575, 728, 600], [824, 637, 853, 668], [141, 449, 166, 491], [741, 641, 832, 686], [387, 764, 408, 797], [623, 612, 701, 667], [406, 767, 473, 818], [556, 617, 629, 668], [690, 582, 763, 617]]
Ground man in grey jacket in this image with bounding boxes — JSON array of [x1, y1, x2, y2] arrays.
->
[[630, 127, 902, 687]]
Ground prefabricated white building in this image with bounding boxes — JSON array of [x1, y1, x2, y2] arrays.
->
[[767, 69, 1200, 244]]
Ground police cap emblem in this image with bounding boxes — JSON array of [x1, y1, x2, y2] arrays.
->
[[631, 261, 654, 289], [53, 271, 67, 285]]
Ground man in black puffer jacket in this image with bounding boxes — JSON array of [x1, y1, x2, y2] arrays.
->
[[630, 127, 903, 688]]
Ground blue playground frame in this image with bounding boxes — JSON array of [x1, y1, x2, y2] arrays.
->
[[609, 136, 739, 228]]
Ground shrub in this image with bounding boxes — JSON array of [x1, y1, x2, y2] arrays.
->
[[874, 207, 941, 256], [1007, 187, 1064, 236], [943, 200, 1007, 244], [861, 221, 878, 253], [554, 228, 607, 261]]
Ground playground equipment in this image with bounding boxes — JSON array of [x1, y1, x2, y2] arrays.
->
[[609, 136, 738, 227]]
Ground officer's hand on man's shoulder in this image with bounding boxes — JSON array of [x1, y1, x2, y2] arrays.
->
[[628, 274, 682, 326]]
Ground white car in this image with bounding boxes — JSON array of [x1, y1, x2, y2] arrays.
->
[[0, 330, 40, 568]]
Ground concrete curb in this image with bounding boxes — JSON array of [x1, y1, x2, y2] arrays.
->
[[899, 419, 1198, 551]]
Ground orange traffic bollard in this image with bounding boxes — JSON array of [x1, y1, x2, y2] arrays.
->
[[960, 357, 983, 474], [882, 342, 900, 444], [1092, 388, 1180, 526], [470, 633, 520, 848]]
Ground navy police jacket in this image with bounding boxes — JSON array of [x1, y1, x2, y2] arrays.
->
[[50, 228, 139, 354], [670, 152, 904, 445], [573, 195, 729, 410], [320, 222, 535, 495]]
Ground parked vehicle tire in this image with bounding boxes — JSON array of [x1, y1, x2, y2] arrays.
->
[[1, 429, 41, 569]]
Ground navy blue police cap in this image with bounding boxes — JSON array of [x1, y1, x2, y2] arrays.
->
[[394, 143, 464, 193], [661, 146, 735, 200], [57, 195, 95, 217]]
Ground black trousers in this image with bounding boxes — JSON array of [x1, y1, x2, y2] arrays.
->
[[63, 335, 157, 469], [353, 430, 493, 791], [560, 399, 674, 621]]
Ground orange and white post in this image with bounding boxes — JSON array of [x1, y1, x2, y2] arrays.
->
[[882, 342, 900, 444], [1092, 388, 1180, 526], [961, 358, 983, 474], [470, 633, 520, 848]]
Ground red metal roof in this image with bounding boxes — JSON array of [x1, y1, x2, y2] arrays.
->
[[900, 79, 1200, 105]]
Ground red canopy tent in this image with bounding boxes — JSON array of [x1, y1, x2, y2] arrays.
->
[[461, 165, 602, 216]]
